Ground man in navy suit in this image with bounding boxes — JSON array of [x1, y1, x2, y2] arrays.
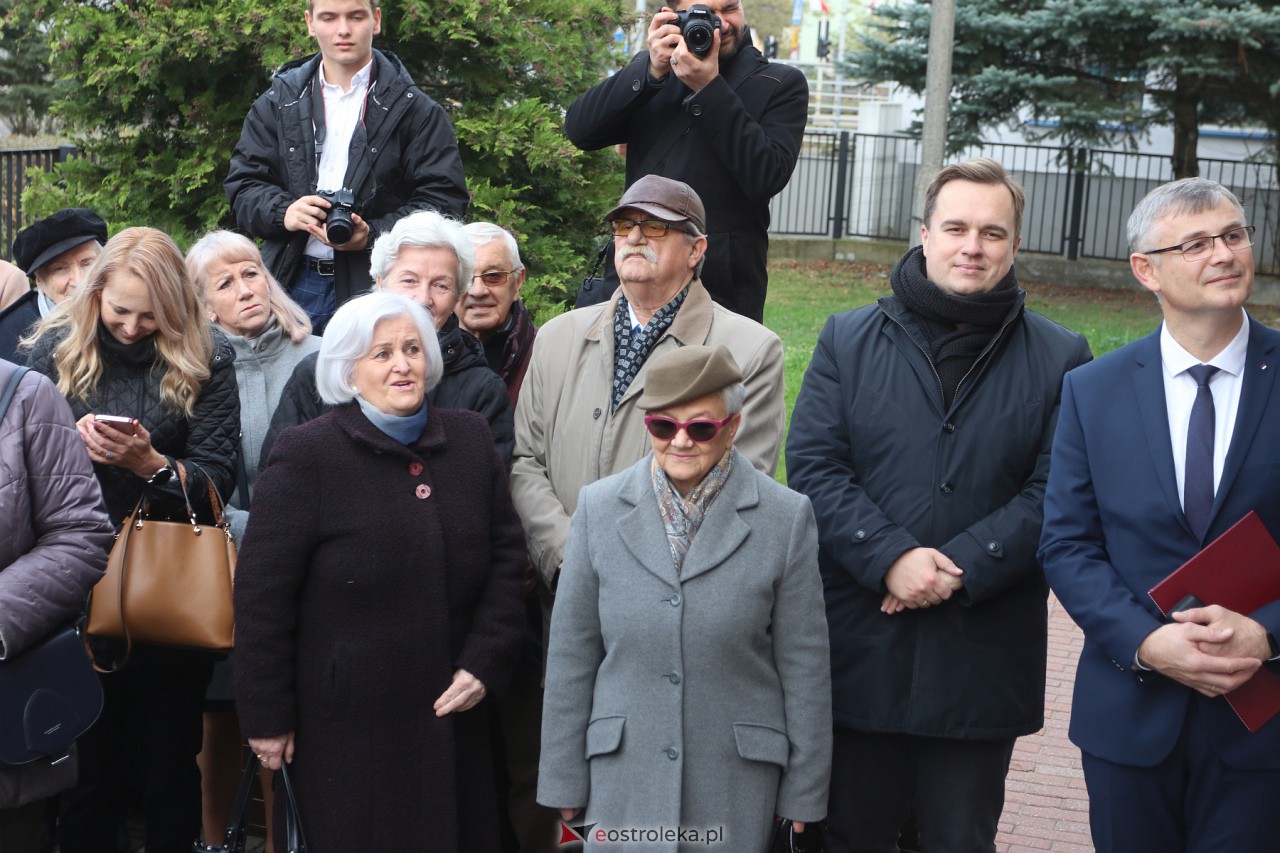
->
[[1040, 177, 1280, 850]]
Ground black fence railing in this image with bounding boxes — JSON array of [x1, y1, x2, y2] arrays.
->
[[1, 145, 79, 260], [770, 132, 1280, 276], [7, 139, 1278, 275]]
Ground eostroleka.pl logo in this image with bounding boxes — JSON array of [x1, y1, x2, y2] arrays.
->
[[558, 822, 726, 846]]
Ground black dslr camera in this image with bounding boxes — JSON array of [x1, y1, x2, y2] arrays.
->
[[316, 188, 357, 245], [674, 4, 721, 58]]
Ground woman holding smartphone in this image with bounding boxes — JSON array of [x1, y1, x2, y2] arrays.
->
[[23, 226, 240, 853]]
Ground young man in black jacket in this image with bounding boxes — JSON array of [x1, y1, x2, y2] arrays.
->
[[787, 159, 1093, 852], [565, 0, 807, 323], [225, 0, 468, 334]]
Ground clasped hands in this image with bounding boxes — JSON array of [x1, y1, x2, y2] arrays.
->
[[1137, 605, 1271, 697], [881, 547, 964, 615]]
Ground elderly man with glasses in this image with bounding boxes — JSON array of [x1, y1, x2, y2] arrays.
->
[[510, 174, 783, 600], [458, 223, 538, 407]]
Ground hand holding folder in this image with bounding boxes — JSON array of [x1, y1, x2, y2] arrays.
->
[[1149, 511, 1280, 732]]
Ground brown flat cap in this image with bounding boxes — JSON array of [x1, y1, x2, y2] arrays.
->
[[604, 175, 706, 234], [636, 345, 743, 410]]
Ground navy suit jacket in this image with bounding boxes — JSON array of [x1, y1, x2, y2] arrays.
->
[[1040, 317, 1280, 769]]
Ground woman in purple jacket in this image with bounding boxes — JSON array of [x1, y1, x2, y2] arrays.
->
[[0, 359, 113, 849]]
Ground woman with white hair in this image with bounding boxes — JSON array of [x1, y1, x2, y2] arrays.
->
[[260, 210, 513, 465], [233, 291, 526, 851]]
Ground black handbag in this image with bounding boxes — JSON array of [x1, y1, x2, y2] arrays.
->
[[0, 624, 104, 766], [195, 751, 307, 853], [573, 239, 616, 308], [770, 818, 824, 853]]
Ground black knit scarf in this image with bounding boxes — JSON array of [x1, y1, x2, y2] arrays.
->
[[890, 245, 1021, 407]]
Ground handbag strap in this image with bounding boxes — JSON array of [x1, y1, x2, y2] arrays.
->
[[0, 366, 30, 423], [222, 749, 260, 851], [279, 763, 309, 853]]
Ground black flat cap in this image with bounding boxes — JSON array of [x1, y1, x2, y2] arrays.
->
[[12, 208, 108, 277]]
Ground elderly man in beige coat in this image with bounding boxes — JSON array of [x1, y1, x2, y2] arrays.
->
[[511, 176, 785, 593]]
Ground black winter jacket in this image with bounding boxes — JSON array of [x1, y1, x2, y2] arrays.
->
[[564, 40, 807, 322], [224, 50, 468, 307], [25, 326, 241, 526], [786, 293, 1092, 739], [260, 315, 513, 468]]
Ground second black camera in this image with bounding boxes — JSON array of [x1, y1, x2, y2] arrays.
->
[[674, 4, 721, 58], [317, 188, 357, 245]]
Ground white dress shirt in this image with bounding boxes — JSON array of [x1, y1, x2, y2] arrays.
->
[[1160, 309, 1249, 511], [305, 59, 373, 260]]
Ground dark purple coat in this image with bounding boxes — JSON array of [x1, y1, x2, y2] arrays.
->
[[233, 403, 526, 852]]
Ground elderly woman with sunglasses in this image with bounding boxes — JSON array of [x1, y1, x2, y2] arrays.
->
[[538, 345, 832, 852]]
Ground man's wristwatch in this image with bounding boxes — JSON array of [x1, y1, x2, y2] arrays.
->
[[147, 461, 174, 485]]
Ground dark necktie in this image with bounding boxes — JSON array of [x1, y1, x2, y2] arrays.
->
[[1184, 364, 1220, 539]]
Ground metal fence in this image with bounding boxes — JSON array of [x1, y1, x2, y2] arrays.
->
[[1, 145, 78, 260], [770, 131, 1280, 275]]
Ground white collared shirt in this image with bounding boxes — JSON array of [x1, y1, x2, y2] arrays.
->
[[1161, 309, 1249, 510], [305, 59, 373, 260]]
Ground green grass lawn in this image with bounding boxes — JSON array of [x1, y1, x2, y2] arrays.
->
[[763, 258, 1280, 483]]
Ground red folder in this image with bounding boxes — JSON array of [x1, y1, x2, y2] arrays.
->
[[1149, 511, 1280, 732]]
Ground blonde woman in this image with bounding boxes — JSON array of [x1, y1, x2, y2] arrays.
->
[[186, 229, 319, 850], [24, 226, 241, 853]]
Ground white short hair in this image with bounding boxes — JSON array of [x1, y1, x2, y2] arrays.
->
[[368, 210, 474, 296], [462, 222, 523, 270], [315, 291, 444, 405]]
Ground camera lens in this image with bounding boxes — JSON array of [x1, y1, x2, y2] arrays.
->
[[326, 210, 354, 245], [685, 22, 714, 56]]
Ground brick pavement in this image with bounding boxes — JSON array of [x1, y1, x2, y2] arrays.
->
[[996, 594, 1094, 852]]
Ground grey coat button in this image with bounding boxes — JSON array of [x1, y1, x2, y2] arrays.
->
[[666, 671, 682, 684], [666, 747, 679, 760], [593, 407, 602, 419], [668, 593, 682, 606]]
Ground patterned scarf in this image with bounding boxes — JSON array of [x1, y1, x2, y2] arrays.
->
[[651, 449, 733, 575], [611, 287, 689, 412]]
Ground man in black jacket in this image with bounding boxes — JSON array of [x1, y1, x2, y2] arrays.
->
[[224, 0, 468, 334], [786, 159, 1093, 852], [565, 0, 807, 323]]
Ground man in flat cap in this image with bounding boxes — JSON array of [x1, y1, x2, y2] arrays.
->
[[511, 173, 784, 597], [0, 208, 107, 363]]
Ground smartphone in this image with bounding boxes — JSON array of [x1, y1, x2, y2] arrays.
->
[[94, 414, 138, 435]]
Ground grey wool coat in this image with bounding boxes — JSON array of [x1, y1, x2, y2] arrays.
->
[[538, 450, 831, 852]]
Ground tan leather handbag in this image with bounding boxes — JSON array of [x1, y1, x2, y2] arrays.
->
[[87, 463, 237, 661]]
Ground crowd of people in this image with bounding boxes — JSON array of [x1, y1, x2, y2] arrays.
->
[[3, 1, 1280, 852]]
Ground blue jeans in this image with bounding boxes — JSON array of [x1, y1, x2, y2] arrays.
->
[[289, 262, 338, 335]]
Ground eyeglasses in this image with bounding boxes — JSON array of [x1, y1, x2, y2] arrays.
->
[[608, 219, 682, 239], [471, 269, 519, 286], [644, 414, 736, 443], [1143, 225, 1255, 262]]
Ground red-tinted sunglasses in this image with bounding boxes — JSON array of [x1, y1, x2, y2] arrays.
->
[[644, 414, 736, 443]]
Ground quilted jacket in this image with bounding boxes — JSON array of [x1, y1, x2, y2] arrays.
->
[[25, 325, 241, 527], [0, 360, 113, 807]]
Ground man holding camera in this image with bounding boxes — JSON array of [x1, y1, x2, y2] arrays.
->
[[225, 0, 468, 333], [565, 1, 807, 323]]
